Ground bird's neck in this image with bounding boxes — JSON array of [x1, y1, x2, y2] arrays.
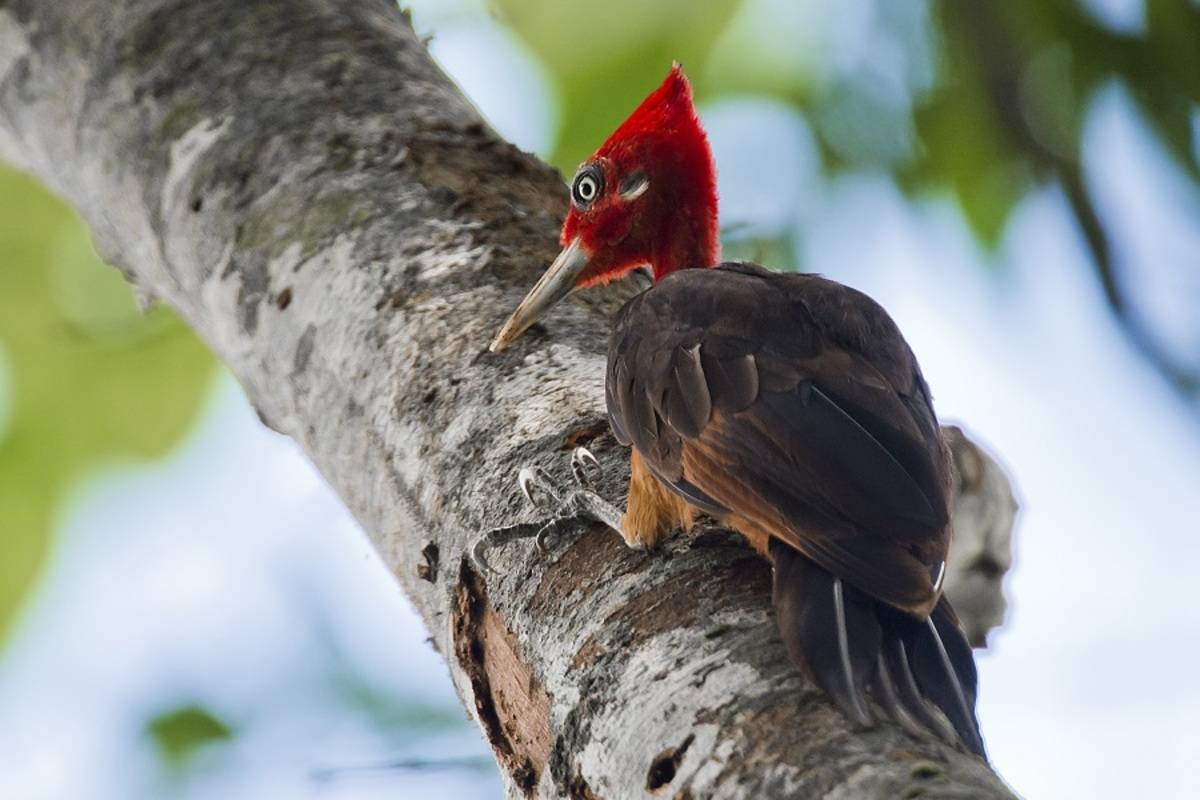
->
[[651, 210, 720, 281]]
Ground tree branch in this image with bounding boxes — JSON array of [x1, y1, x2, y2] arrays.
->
[[0, 1, 1018, 796]]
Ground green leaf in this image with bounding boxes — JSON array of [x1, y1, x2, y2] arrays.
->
[[146, 704, 234, 767], [0, 166, 216, 642]]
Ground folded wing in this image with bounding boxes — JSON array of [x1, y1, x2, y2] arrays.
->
[[606, 263, 952, 615]]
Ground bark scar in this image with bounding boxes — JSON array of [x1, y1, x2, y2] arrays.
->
[[453, 558, 552, 796]]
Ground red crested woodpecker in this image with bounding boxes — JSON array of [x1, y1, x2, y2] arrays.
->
[[482, 65, 985, 758]]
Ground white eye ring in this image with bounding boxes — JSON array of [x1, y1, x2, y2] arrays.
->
[[576, 175, 598, 202], [572, 166, 604, 208]]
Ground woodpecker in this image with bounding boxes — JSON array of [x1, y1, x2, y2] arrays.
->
[[483, 65, 985, 757]]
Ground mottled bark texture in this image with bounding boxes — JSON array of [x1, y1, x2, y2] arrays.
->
[[0, 2, 1019, 797]]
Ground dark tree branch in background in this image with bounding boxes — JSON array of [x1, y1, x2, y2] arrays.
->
[[0, 1, 1018, 797], [944, 1, 1200, 399]]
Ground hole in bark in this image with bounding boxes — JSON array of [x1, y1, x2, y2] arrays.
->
[[646, 756, 676, 791], [417, 542, 439, 583], [190, 196, 203, 212], [276, 287, 293, 310], [646, 734, 693, 793]]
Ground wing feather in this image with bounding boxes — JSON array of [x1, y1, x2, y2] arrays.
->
[[700, 350, 758, 411]]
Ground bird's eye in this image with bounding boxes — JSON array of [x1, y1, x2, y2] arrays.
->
[[572, 166, 603, 208]]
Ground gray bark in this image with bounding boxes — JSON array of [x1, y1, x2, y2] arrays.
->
[[0, 1, 1019, 797]]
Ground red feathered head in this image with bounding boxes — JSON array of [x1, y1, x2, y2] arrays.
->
[[492, 64, 720, 351]]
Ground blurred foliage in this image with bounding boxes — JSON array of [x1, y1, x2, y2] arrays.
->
[[495, 0, 1200, 400], [0, 166, 215, 642], [493, 0, 743, 169], [146, 704, 233, 768], [912, 0, 1200, 394]]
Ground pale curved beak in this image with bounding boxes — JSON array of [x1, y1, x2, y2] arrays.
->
[[489, 237, 590, 352]]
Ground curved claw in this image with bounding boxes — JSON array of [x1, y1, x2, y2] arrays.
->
[[481, 453, 624, 568], [518, 466, 561, 508], [535, 520, 562, 554], [570, 446, 602, 488], [471, 536, 502, 575]]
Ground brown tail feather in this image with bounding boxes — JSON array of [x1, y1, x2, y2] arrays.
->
[[770, 540, 986, 758], [903, 599, 985, 757]]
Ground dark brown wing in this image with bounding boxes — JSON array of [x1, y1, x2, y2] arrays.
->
[[606, 262, 952, 615]]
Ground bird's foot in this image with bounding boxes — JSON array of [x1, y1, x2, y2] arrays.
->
[[471, 447, 624, 573]]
